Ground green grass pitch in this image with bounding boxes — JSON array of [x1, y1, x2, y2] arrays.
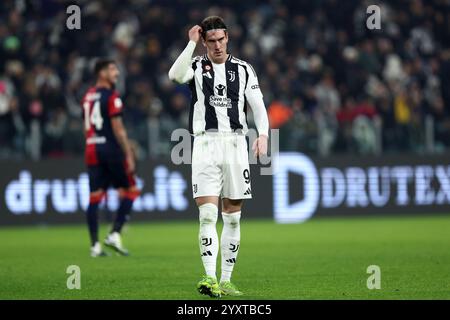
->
[[0, 215, 449, 299]]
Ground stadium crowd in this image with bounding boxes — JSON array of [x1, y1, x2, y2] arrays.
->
[[0, 0, 449, 159]]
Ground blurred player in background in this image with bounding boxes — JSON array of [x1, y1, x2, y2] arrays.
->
[[81, 59, 140, 257], [169, 16, 269, 297]]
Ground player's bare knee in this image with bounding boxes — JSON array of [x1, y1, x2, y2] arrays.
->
[[222, 199, 243, 213], [195, 196, 219, 208], [89, 190, 105, 204], [198, 203, 218, 225], [119, 187, 140, 201]]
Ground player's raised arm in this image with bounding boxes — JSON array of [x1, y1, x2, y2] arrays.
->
[[168, 25, 202, 84], [245, 65, 269, 157]]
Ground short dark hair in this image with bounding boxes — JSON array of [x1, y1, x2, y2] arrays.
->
[[94, 58, 116, 77], [200, 16, 227, 39]]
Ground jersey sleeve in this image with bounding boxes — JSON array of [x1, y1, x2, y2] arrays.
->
[[168, 40, 196, 84], [244, 64, 269, 136], [244, 64, 263, 100], [107, 91, 124, 118]]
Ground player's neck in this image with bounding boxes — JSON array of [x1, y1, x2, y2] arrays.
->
[[95, 80, 112, 90], [207, 53, 229, 64]]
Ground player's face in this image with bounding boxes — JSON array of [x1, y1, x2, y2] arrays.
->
[[103, 63, 120, 85], [203, 29, 228, 63]]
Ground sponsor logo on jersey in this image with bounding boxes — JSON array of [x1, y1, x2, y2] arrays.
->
[[203, 71, 212, 79], [209, 96, 232, 108], [209, 84, 232, 108], [215, 84, 226, 96], [114, 98, 123, 109]]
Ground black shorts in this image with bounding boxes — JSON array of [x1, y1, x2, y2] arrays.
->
[[88, 160, 136, 192]]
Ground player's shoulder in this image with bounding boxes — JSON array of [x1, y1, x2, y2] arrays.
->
[[82, 86, 100, 102], [191, 55, 211, 71], [229, 55, 249, 65], [192, 55, 208, 64], [111, 89, 121, 98], [108, 90, 123, 108], [229, 56, 257, 76], [101, 87, 119, 96], [100, 88, 121, 101], [86, 86, 116, 97]]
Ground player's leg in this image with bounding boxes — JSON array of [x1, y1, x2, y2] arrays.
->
[[192, 135, 223, 297], [86, 165, 108, 257], [111, 186, 140, 234], [196, 196, 220, 278], [195, 196, 222, 297], [87, 190, 103, 246], [104, 160, 140, 256], [218, 135, 251, 295], [219, 198, 243, 296]]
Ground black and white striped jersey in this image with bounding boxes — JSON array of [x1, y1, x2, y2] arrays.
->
[[187, 54, 263, 135]]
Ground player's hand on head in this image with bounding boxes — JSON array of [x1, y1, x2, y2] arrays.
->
[[252, 135, 268, 157], [188, 25, 202, 43]]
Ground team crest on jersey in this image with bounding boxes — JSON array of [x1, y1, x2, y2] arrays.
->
[[209, 84, 232, 108], [228, 70, 236, 82]]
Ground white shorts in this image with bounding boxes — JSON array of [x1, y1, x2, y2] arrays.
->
[[191, 133, 252, 199]]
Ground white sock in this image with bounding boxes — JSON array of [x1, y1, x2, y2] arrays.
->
[[220, 211, 241, 283], [198, 203, 219, 280]]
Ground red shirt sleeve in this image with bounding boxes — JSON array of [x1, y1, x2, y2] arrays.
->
[[107, 91, 124, 117]]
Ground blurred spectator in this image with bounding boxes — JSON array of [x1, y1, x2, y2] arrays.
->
[[283, 98, 317, 153], [336, 97, 378, 154]]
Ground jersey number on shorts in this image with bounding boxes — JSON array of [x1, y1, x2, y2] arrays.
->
[[243, 169, 250, 184], [83, 100, 104, 130]]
